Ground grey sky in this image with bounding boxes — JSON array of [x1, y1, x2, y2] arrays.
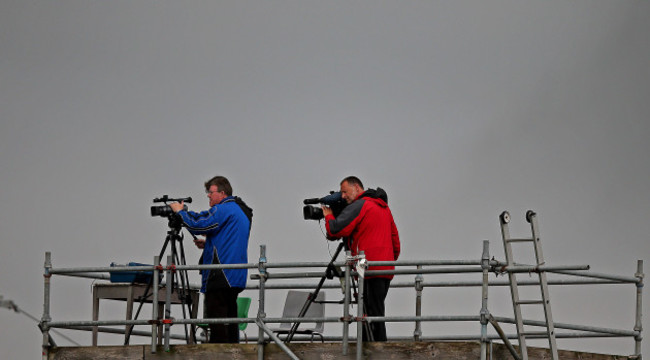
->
[[1, 1, 649, 358]]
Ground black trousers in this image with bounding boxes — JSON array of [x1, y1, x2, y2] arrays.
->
[[362, 278, 391, 342], [204, 287, 243, 343]]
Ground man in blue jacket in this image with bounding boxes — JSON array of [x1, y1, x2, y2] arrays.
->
[[170, 175, 252, 343]]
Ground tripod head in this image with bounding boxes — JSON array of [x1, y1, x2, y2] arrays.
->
[[166, 213, 184, 232]]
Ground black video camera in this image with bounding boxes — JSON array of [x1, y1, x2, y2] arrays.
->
[[150, 195, 192, 217], [303, 191, 347, 220]]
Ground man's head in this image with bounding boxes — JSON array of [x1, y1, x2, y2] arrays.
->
[[340, 176, 364, 204], [205, 175, 232, 207]]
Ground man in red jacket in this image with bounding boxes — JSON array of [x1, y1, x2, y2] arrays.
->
[[322, 176, 400, 341]]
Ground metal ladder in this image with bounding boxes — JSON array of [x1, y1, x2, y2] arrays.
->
[[499, 210, 558, 360]]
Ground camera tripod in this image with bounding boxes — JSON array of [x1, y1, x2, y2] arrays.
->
[[125, 214, 196, 345], [285, 241, 373, 343]]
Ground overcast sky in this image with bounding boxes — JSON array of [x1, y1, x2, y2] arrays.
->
[[1, 1, 649, 358]]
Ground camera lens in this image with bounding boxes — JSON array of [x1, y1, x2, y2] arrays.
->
[[151, 205, 170, 217], [303, 205, 324, 220]]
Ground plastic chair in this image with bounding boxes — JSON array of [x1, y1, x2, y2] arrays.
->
[[237, 297, 252, 343], [273, 290, 325, 342]]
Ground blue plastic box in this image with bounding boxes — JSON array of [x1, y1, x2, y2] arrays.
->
[[109, 262, 158, 284]]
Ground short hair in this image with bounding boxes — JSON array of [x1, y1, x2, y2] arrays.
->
[[204, 175, 233, 196], [341, 176, 364, 189]]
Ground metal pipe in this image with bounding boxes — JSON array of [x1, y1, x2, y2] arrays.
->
[[164, 256, 172, 352], [364, 266, 485, 276], [41, 252, 52, 360], [246, 277, 629, 290], [49, 260, 633, 282], [356, 252, 365, 360], [491, 316, 639, 336], [59, 272, 111, 280], [52, 314, 502, 328], [266, 259, 482, 268], [46, 315, 639, 342], [342, 251, 351, 355], [480, 241, 490, 360], [48, 319, 153, 327], [51, 276, 627, 291], [54, 325, 634, 342], [368, 315, 481, 323], [634, 260, 643, 358], [502, 264, 589, 273], [537, 270, 639, 284], [365, 264, 589, 277], [45, 313, 490, 329], [60, 325, 189, 340], [50, 264, 629, 285], [265, 261, 345, 268], [255, 319, 300, 360], [49, 263, 257, 274], [257, 245, 267, 360], [414, 266, 423, 342], [388, 332, 633, 341], [487, 314, 521, 360], [260, 266, 485, 280], [370, 260, 483, 266], [416, 279, 628, 287], [151, 255, 160, 354]]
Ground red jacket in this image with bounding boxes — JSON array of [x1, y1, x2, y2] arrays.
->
[[325, 189, 400, 279]]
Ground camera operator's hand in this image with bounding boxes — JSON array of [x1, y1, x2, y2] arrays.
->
[[169, 201, 185, 213], [322, 205, 333, 217], [193, 236, 206, 249]]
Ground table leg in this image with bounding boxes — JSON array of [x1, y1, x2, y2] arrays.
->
[[125, 285, 134, 345]]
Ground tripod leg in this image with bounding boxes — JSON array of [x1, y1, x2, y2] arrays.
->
[[173, 239, 196, 344], [170, 240, 193, 344], [361, 296, 375, 342], [286, 242, 345, 343]]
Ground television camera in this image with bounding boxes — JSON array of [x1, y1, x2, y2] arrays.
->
[[150, 195, 191, 217], [302, 191, 347, 220]]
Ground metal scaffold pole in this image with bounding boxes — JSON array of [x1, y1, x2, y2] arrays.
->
[[41, 252, 52, 360], [634, 260, 644, 359], [356, 251, 366, 360], [151, 255, 160, 354], [342, 250, 352, 355], [257, 245, 267, 360], [480, 240, 490, 360]]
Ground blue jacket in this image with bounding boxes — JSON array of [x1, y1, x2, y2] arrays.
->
[[177, 196, 250, 292]]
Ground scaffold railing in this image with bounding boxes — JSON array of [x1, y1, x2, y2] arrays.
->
[[40, 240, 643, 360]]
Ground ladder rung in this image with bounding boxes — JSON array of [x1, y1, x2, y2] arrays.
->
[[516, 300, 545, 305], [506, 238, 535, 243]]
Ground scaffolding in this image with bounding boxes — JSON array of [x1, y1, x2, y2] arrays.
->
[[40, 230, 644, 360]]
